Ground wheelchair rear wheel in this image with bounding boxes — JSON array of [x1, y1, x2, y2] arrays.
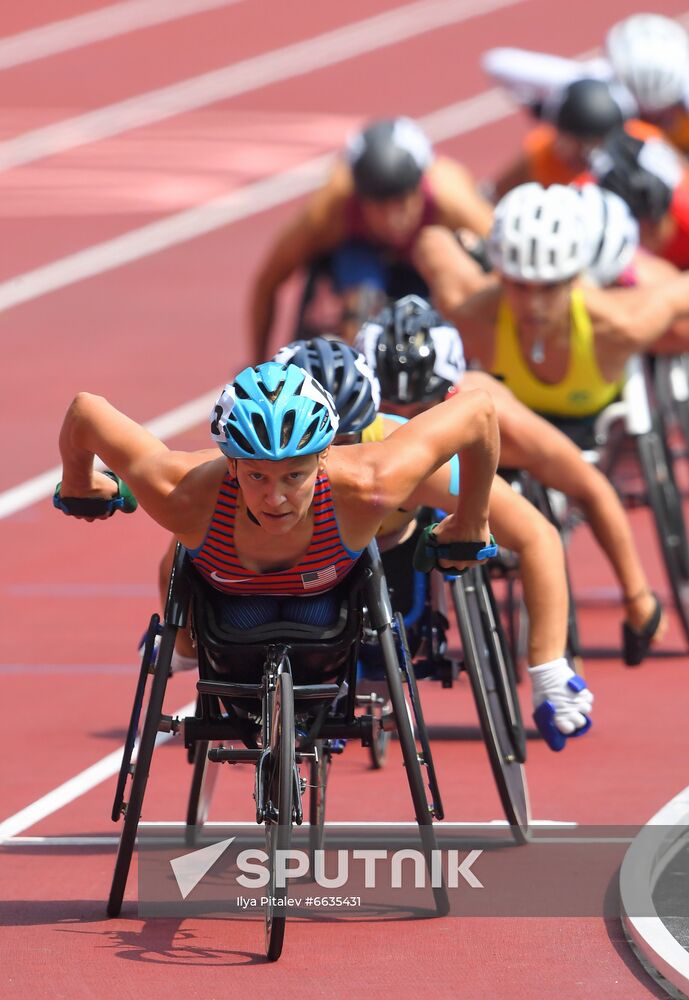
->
[[637, 426, 689, 644], [107, 622, 177, 916], [451, 568, 530, 844], [265, 669, 295, 962]]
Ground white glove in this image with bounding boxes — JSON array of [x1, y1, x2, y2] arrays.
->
[[529, 658, 593, 736]]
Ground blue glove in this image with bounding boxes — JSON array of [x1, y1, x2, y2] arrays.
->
[[529, 660, 593, 752]]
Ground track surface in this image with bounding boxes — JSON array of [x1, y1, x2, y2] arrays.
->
[[3, 2, 689, 996]]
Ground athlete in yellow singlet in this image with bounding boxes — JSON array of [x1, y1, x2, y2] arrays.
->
[[492, 288, 620, 419], [407, 194, 689, 658], [413, 184, 689, 427]]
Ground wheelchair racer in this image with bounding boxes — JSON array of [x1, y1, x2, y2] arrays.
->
[[248, 116, 493, 363], [357, 294, 667, 667], [56, 360, 499, 641], [275, 335, 592, 749], [493, 78, 627, 198], [483, 14, 689, 155], [410, 185, 689, 656], [586, 127, 689, 271]]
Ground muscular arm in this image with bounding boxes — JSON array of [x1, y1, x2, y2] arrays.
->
[[412, 225, 498, 315], [586, 274, 689, 371], [58, 393, 218, 535], [366, 389, 499, 543], [248, 162, 350, 364], [430, 157, 494, 237]]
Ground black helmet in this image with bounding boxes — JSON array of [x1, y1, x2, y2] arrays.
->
[[589, 127, 679, 222], [346, 117, 433, 200], [356, 295, 465, 405], [272, 337, 379, 435], [551, 78, 624, 139]]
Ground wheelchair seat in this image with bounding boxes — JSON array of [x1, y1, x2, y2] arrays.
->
[[188, 557, 366, 690]]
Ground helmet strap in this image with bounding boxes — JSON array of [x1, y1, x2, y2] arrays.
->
[[246, 506, 261, 526]]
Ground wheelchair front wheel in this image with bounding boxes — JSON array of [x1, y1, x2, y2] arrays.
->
[[451, 568, 530, 845], [264, 670, 295, 962]]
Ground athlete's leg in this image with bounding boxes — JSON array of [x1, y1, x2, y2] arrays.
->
[[464, 370, 664, 637], [489, 474, 569, 667]]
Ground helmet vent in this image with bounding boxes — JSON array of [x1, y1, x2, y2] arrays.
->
[[257, 380, 284, 404], [251, 412, 271, 449], [297, 414, 320, 451], [234, 383, 250, 400], [280, 410, 296, 448], [229, 425, 255, 455]]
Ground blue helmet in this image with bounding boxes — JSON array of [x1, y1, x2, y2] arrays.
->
[[211, 362, 339, 460]]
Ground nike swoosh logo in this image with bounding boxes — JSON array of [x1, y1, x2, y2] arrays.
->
[[210, 570, 253, 584]]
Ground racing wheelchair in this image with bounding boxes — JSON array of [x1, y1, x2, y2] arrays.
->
[[108, 541, 448, 961], [512, 354, 689, 655], [369, 515, 531, 844]]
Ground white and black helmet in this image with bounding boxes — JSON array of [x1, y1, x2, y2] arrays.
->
[[355, 295, 465, 404], [577, 183, 639, 286], [606, 14, 689, 115], [488, 183, 591, 282]]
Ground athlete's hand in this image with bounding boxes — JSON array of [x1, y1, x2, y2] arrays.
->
[[529, 658, 593, 752], [431, 512, 493, 574], [54, 470, 126, 521]]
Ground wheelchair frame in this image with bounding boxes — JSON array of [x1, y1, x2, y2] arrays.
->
[[107, 541, 449, 961], [572, 354, 689, 651], [380, 529, 531, 844]]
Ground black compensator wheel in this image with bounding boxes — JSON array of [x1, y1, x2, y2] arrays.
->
[[637, 425, 689, 645], [451, 568, 531, 845], [264, 669, 295, 963], [185, 740, 220, 847], [308, 739, 330, 867], [368, 697, 391, 769]]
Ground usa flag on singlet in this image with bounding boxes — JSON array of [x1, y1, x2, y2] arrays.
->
[[301, 565, 338, 591]]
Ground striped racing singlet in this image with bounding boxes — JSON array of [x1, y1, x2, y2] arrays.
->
[[188, 472, 362, 596]]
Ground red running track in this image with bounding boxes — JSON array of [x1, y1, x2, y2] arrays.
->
[[2, 1, 689, 996]]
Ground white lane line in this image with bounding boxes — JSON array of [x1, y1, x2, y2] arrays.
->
[[0, 86, 518, 318], [0, 819, 579, 846], [0, 90, 518, 521], [0, 89, 519, 521], [0, 0, 526, 171], [0, 700, 196, 840], [0, 151, 332, 315], [0, 0, 246, 71]]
